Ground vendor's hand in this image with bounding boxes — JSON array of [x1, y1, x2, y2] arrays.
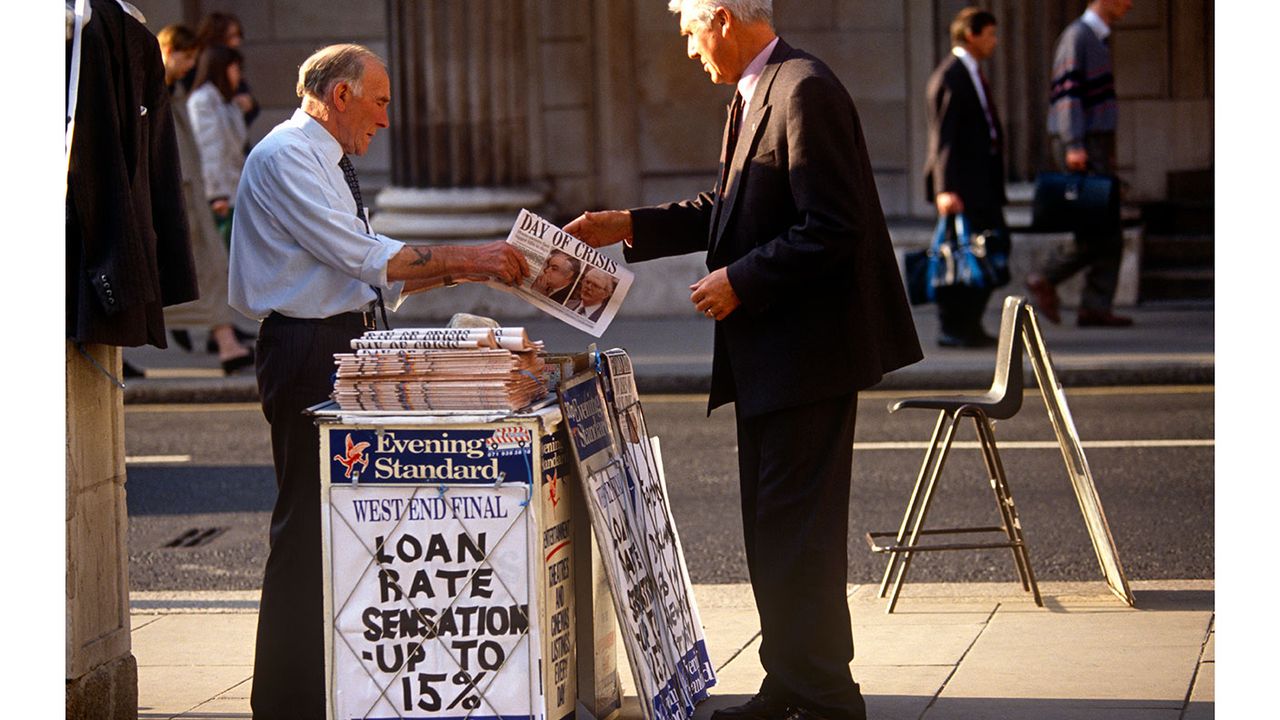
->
[[1066, 147, 1088, 172], [469, 240, 530, 287], [564, 210, 632, 248], [690, 268, 740, 321], [935, 192, 964, 215], [211, 198, 231, 217]]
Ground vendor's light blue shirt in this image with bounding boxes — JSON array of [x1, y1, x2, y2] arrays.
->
[[229, 109, 405, 320]]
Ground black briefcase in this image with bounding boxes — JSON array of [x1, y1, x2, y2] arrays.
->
[[1031, 172, 1120, 232]]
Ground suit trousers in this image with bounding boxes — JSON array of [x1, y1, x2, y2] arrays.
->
[[937, 204, 1005, 340], [1041, 134, 1123, 311], [250, 312, 368, 719], [735, 392, 867, 720]]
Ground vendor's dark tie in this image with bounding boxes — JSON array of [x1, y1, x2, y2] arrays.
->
[[338, 154, 389, 330]]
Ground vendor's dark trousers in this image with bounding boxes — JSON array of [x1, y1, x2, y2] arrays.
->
[[250, 312, 367, 720], [1040, 134, 1122, 311], [735, 392, 866, 720]]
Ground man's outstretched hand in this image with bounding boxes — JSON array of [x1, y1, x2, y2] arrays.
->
[[564, 210, 633, 248], [468, 239, 530, 287]]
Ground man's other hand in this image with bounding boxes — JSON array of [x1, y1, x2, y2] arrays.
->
[[690, 267, 741, 321], [564, 210, 633, 248]]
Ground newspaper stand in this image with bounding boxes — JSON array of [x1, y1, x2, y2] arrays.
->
[[315, 392, 621, 720]]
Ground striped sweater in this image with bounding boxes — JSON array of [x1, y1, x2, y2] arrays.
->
[[1047, 18, 1118, 149]]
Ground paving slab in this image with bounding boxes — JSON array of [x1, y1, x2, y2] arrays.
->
[[131, 613, 258, 666], [939, 606, 1211, 707], [696, 605, 763, 671], [136, 664, 252, 717], [856, 665, 954, 719], [1185, 659, 1213, 720], [151, 694, 252, 719], [711, 635, 767, 694], [849, 622, 983, 667], [923, 698, 1184, 719]]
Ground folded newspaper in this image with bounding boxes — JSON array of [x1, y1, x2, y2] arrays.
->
[[330, 327, 548, 412], [491, 209, 634, 337]]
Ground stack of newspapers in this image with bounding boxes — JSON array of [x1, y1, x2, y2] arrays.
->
[[331, 327, 547, 412]]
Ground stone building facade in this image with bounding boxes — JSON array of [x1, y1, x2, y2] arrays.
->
[[137, 0, 1213, 213], [129, 0, 1212, 320]]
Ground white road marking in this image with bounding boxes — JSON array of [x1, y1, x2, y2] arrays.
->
[[853, 439, 1214, 451], [125, 454, 192, 464]]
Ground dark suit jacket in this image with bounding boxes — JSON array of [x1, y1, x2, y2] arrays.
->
[[628, 39, 922, 418], [923, 55, 1006, 214], [545, 283, 573, 305], [66, 0, 196, 347]]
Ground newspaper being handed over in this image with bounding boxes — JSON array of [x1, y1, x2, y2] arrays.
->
[[490, 209, 633, 337]]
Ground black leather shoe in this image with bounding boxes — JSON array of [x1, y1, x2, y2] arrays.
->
[[711, 694, 790, 720], [170, 329, 193, 352], [221, 349, 255, 375], [782, 708, 832, 720]]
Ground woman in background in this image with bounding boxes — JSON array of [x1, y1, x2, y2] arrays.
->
[[157, 25, 253, 374], [188, 44, 247, 249], [193, 11, 260, 130]]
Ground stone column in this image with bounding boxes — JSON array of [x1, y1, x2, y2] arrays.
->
[[66, 343, 136, 719], [386, 0, 533, 187], [376, 0, 548, 321]]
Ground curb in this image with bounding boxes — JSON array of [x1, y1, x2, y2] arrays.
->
[[121, 362, 1214, 404]]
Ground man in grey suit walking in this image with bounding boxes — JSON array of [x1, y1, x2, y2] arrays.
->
[[1025, 0, 1135, 327], [566, 2, 921, 719]]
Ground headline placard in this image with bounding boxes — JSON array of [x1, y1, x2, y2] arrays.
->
[[559, 357, 715, 720], [322, 420, 576, 720]]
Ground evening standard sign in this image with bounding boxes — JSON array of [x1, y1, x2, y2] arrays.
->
[[321, 420, 576, 720], [559, 362, 715, 720]]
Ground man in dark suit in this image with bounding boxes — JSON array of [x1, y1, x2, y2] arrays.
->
[[923, 7, 1007, 347], [566, 2, 922, 719]]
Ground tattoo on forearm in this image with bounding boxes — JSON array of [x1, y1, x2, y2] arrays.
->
[[410, 247, 433, 266]]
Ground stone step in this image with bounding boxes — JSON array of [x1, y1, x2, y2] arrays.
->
[[370, 185, 549, 242], [1140, 268, 1214, 302], [375, 186, 547, 214], [371, 213, 516, 240], [1142, 233, 1214, 269]]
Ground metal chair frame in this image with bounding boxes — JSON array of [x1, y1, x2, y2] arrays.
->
[[866, 297, 1042, 613]]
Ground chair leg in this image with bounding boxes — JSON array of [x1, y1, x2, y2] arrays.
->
[[878, 411, 949, 598], [973, 415, 1042, 606], [885, 412, 963, 613], [970, 415, 1029, 590]]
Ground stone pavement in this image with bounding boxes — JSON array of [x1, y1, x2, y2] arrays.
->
[[130, 580, 1214, 720]]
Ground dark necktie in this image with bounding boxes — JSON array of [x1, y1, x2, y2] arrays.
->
[[978, 68, 1000, 152], [338, 155, 389, 330], [719, 91, 745, 198]]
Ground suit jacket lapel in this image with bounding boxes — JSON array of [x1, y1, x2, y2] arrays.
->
[[710, 40, 789, 258]]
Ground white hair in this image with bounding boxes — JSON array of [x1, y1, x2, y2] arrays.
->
[[296, 43, 383, 101], [667, 0, 773, 27]]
